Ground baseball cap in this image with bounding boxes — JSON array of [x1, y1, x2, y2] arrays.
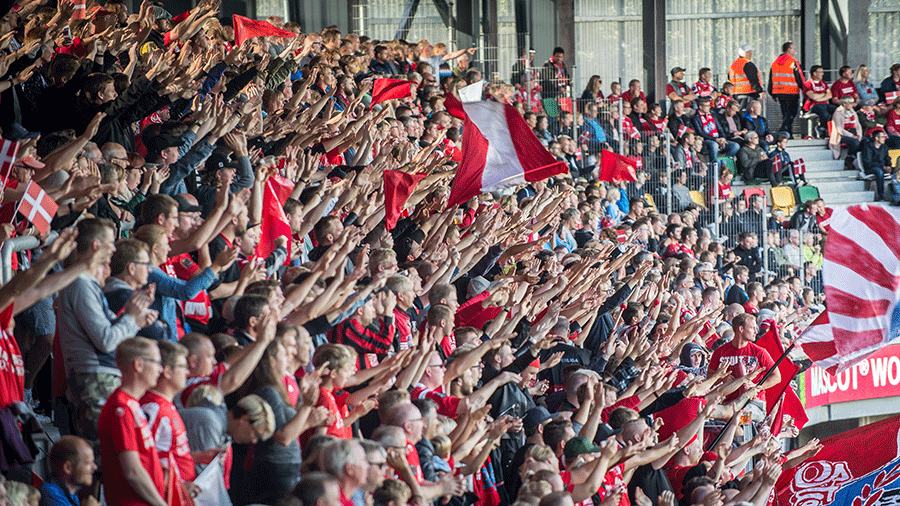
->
[[173, 195, 201, 213], [738, 45, 754, 57], [467, 276, 490, 298], [594, 423, 621, 443], [564, 436, 603, 460], [523, 407, 553, 432], [670, 66, 686, 75]]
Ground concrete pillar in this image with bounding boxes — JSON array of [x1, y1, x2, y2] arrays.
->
[[800, 0, 816, 69], [847, 0, 870, 67], [558, 0, 575, 67], [642, 0, 665, 104]]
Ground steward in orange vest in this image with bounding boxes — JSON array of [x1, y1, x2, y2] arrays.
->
[[767, 41, 805, 135], [728, 45, 763, 102]]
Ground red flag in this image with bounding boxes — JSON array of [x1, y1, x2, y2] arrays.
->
[[16, 181, 58, 235], [598, 149, 637, 182], [384, 170, 426, 230], [232, 15, 296, 47], [578, 129, 591, 145], [256, 176, 294, 259], [444, 92, 567, 208], [776, 414, 900, 506], [886, 91, 899, 104], [0, 140, 18, 185], [676, 124, 693, 139], [755, 325, 807, 434], [654, 396, 706, 442], [371, 79, 413, 107]]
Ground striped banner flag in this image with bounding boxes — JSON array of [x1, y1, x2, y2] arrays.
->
[[797, 204, 900, 375], [15, 181, 58, 235]]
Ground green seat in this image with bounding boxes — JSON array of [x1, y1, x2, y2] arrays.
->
[[798, 185, 820, 203], [717, 157, 736, 175], [542, 98, 559, 118]]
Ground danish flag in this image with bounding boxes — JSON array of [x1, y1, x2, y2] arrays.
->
[[793, 157, 806, 176], [15, 181, 58, 235], [578, 129, 591, 145], [886, 91, 899, 104], [797, 204, 900, 375], [0, 140, 19, 184], [772, 154, 782, 173], [676, 124, 693, 139]]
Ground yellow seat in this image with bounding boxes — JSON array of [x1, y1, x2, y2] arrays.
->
[[889, 149, 900, 169], [643, 193, 657, 212], [771, 186, 796, 216], [689, 190, 706, 207]]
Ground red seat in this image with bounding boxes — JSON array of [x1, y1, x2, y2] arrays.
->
[[743, 187, 766, 208]]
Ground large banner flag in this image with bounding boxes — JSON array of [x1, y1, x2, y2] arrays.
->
[[444, 93, 567, 207], [371, 79, 413, 107], [797, 204, 900, 375], [755, 325, 807, 434], [598, 149, 638, 183], [256, 176, 293, 259], [776, 414, 900, 506]]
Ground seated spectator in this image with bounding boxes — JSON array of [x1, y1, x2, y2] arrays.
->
[[770, 134, 807, 186], [741, 100, 775, 149], [719, 99, 749, 146], [804, 65, 837, 134], [885, 99, 900, 148], [830, 97, 863, 162], [736, 131, 772, 184], [831, 65, 859, 107], [691, 97, 739, 160], [40, 436, 97, 506], [692, 68, 719, 109]]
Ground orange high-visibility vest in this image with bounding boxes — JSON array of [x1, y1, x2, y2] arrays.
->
[[770, 55, 804, 95], [728, 57, 755, 94]]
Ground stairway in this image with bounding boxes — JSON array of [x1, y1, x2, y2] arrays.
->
[[785, 138, 874, 205]]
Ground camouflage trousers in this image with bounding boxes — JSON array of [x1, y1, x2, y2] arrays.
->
[[68, 372, 121, 442]]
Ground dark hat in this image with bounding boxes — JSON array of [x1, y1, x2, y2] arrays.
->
[[145, 135, 185, 154], [594, 423, 622, 443], [523, 407, 553, 432], [173, 195, 201, 213], [670, 66, 686, 75], [354, 72, 373, 85], [564, 436, 602, 460]]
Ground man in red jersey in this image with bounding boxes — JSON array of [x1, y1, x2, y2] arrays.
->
[[98, 337, 167, 506]]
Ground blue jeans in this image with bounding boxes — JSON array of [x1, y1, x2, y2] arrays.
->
[[841, 136, 861, 156], [703, 138, 740, 160], [810, 103, 837, 123], [866, 164, 885, 199]]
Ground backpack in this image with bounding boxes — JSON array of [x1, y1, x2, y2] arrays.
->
[[888, 173, 900, 206]]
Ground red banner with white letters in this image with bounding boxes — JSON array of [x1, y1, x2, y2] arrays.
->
[[803, 345, 900, 409]]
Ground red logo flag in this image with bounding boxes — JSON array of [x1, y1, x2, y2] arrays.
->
[[384, 170, 427, 230], [15, 181, 57, 235], [794, 157, 806, 175], [754, 325, 807, 434], [371, 78, 413, 107], [797, 205, 900, 375], [886, 91, 899, 104], [616, 229, 628, 243], [256, 176, 294, 260], [598, 149, 637, 183], [232, 15, 297, 47], [775, 414, 900, 506]]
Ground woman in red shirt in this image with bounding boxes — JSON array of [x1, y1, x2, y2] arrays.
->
[[885, 99, 900, 148]]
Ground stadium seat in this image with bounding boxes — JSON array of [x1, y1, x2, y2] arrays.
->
[[742, 187, 766, 208], [689, 190, 706, 207], [717, 157, 736, 175], [797, 185, 820, 203], [643, 193, 657, 212], [542, 98, 559, 118], [889, 149, 900, 169], [771, 186, 796, 215]]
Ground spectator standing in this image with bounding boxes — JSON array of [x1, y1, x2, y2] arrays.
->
[[622, 79, 646, 104], [768, 42, 805, 135], [541, 47, 569, 99], [728, 45, 764, 108], [742, 100, 775, 150], [98, 338, 167, 506], [691, 67, 718, 111], [57, 219, 158, 440]]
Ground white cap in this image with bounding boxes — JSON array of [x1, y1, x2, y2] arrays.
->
[[738, 45, 754, 57]]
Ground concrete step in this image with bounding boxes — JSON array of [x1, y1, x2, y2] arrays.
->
[[787, 138, 829, 147], [805, 170, 852, 180], [819, 191, 875, 204], [786, 149, 835, 162], [807, 179, 868, 193], [804, 160, 847, 172]]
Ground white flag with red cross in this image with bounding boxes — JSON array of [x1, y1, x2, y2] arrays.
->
[[793, 157, 806, 176], [15, 181, 58, 235]]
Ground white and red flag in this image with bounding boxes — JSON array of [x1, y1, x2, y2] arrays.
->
[[776, 414, 900, 506], [444, 93, 567, 207], [794, 157, 806, 175], [0, 140, 19, 184], [886, 91, 899, 104], [15, 181, 58, 235], [797, 204, 900, 375]]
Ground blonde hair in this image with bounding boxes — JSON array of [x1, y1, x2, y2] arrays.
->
[[431, 434, 451, 459], [133, 224, 167, 248], [312, 343, 354, 371], [234, 394, 276, 441], [187, 384, 225, 407], [115, 337, 158, 370]]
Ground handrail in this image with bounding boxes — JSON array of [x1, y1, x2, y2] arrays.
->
[[1, 232, 59, 285]]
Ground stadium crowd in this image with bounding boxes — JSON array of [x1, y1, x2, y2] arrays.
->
[[0, 1, 885, 506]]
